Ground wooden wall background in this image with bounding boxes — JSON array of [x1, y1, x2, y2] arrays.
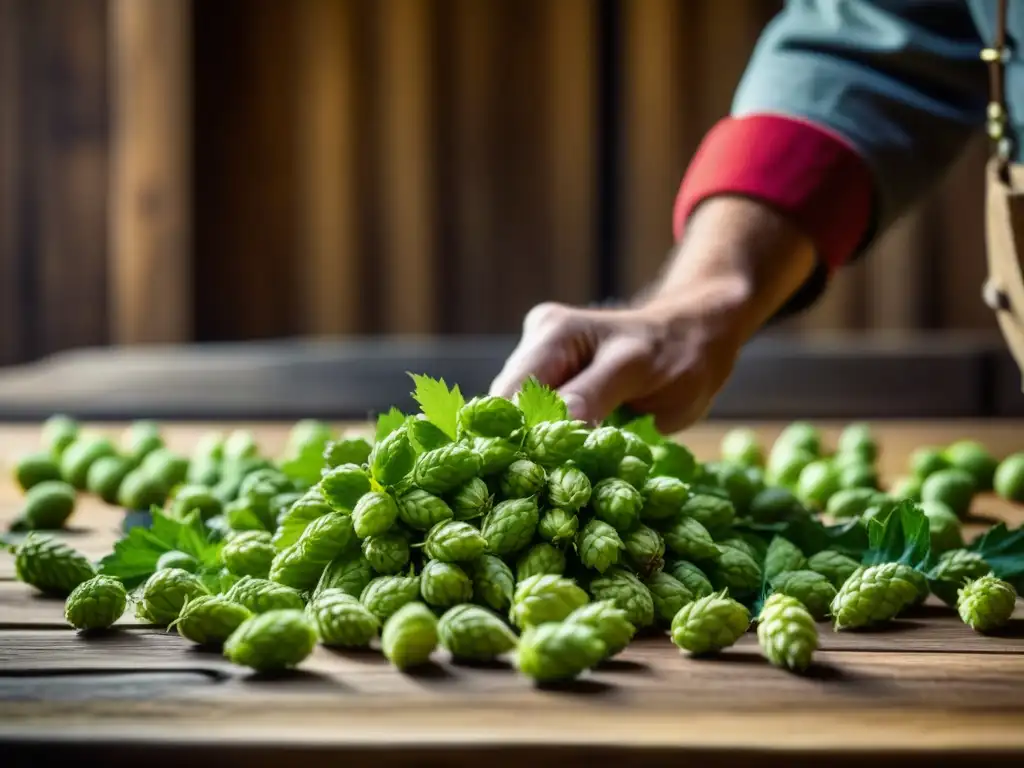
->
[[0, 0, 998, 366]]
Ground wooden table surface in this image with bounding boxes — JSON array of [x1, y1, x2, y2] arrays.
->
[[3, 420, 1024, 767]]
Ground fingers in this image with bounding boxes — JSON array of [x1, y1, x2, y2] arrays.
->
[[557, 334, 654, 426]]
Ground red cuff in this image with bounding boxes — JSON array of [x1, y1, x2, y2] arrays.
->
[[672, 114, 874, 273]]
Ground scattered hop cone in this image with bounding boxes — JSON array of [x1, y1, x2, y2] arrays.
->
[[957, 574, 1017, 634], [224, 609, 318, 673], [421, 560, 474, 608], [320, 464, 372, 511], [156, 550, 198, 573], [360, 573, 422, 621], [12, 479, 76, 531], [806, 550, 861, 589], [137, 567, 209, 626], [667, 560, 714, 599], [423, 520, 487, 563], [770, 569, 837, 621], [472, 436, 519, 476], [623, 524, 666, 578], [515, 621, 607, 682], [351, 491, 399, 539], [757, 592, 818, 673], [546, 465, 592, 512], [323, 436, 372, 468], [14, 532, 96, 597], [640, 476, 689, 522], [616, 455, 650, 491], [681, 494, 736, 535], [538, 507, 579, 544], [564, 599, 636, 658], [510, 574, 589, 629], [516, 542, 567, 582], [499, 459, 547, 498], [719, 536, 764, 565], [575, 518, 623, 573], [397, 488, 455, 532], [591, 478, 643, 532], [830, 562, 921, 630], [457, 395, 525, 439], [438, 603, 518, 661], [707, 545, 763, 598], [369, 426, 416, 487], [930, 548, 991, 607], [412, 443, 483, 495], [645, 571, 695, 625], [308, 588, 380, 647], [314, 553, 374, 600], [670, 590, 750, 655], [226, 575, 305, 614], [523, 420, 589, 467], [270, 543, 329, 593], [170, 594, 252, 646], [221, 530, 276, 578], [481, 497, 539, 557], [362, 531, 411, 575], [662, 516, 721, 562], [449, 477, 493, 521], [381, 601, 439, 669], [272, 491, 332, 551], [763, 536, 806, 582], [575, 426, 627, 481], [64, 574, 128, 631], [471, 554, 515, 613], [589, 567, 656, 629], [621, 430, 654, 464]]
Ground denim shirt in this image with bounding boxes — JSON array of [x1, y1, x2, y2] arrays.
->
[[731, 0, 1011, 252]]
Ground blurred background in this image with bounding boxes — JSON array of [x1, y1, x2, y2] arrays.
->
[[0, 0, 1011, 420]]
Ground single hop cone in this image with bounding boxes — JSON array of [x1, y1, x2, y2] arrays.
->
[[315, 554, 374, 600], [449, 477, 493, 521], [930, 549, 991, 607], [137, 567, 209, 626], [538, 508, 579, 544], [523, 420, 589, 467], [471, 554, 515, 613], [575, 518, 623, 573], [437, 603, 518, 661], [516, 542, 567, 582], [360, 573, 422, 621], [64, 574, 128, 631], [14, 532, 96, 598], [221, 530, 276, 578], [588, 567, 656, 630], [308, 588, 380, 647], [226, 576, 305, 614], [381, 601, 439, 670], [769, 569, 837, 621], [457, 395, 525, 439], [829, 563, 920, 630], [223, 609, 318, 673], [170, 594, 252, 646], [420, 560, 473, 608], [361, 532, 411, 575], [472, 437, 518, 476], [499, 459, 547, 499], [412, 443, 483, 495], [957, 574, 1017, 634], [351, 491, 399, 539], [422, 520, 487, 563], [546, 465, 592, 512], [756, 592, 818, 673], [481, 497, 539, 557], [670, 590, 750, 655], [510, 574, 589, 629], [515, 621, 607, 683], [564, 599, 636, 658]]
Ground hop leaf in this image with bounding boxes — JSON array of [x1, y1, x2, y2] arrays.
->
[[375, 407, 408, 443], [223, 609, 318, 672], [516, 377, 569, 427], [757, 592, 818, 673], [409, 373, 465, 441]]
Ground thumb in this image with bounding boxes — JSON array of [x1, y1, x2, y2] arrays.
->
[[556, 335, 652, 426]]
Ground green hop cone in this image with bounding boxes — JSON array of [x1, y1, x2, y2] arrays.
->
[[510, 573, 589, 629], [763, 536, 807, 582], [994, 452, 1024, 502], [515, 621, 607, 683], [837, 462, 878, 491], [412, 443, 483, 496], [749, 487, 807, 524], [361, 531, 411, 574], [621, 429, 654, 464], [170, 594, 252, 646], [223, 609, 318, 673], [588, 567, 655, 629], [830, 563, 921, 630], [650, 440, 697, 482], [221, 530, 276, 578], [320, 463, 372, 511], [370, 425, 416, 487], [137, 567, 209, 626], [222, 429, 259, 461], [307, 588, 380, 647], [546, 464, 592, 512], [64, 575, 128, 631], [680, 494, 735, 536], [766, 447, 816, 489], [640, 475, 689, 522], [60, 435, 117, 490], [795, 459, 839, 509], [481, 497, 539, 557], [14, 532, 96, 597], [169, 485, 223, 522], [707, 545, 763, 599], [516, 542, 567, 582], [757, 592, 818, 673], [449, 477, 493, 521], [472, 436, 519, 476], [381, 601, 439, 669], [85, 455, 133, 505], [499, 458, 547, 499], [360, 572, 422, 621], [458, 395, 525, 439], [122, 420, 164, 464], [14, 451, 63, 492], [921, 499, 963, 553], [156, 550, 198, 573], [929, 549, 991, 607], [323, 436, 373, 469], [837, 422, 877, 463], [269, 512, 355, 591], [564, 599, 636, 658], [769, 569, 837, 621], [271, 490, 332, 550], [591, 477, 643, 532], [616, 455, 650, 491], [421, 560, 473, 608], [623, 523, 666, 578], [662, 516, 721, 563], [825, 487, 880, 519], [41, 414, 79, 459], [806, 550, 861, 589], [423, 520, 487, 563], [708, 462, 759, 515], [720, 536, 765, 565], [920, 468, 975, 518], [351, 491, 399, 539], [720, 427, 764, 467], [538, 507, 579, 544], [943, 440, 998, 492], [670, 590, 750, 655], [314, 553, 374, 600], [774, 421, 821, 456], [645, 570, 696, 625], [889, 475, 923, 501], [666, 560, 714, 599], [10, 480, 76, 531], [226, 575, 305, 614], [438, 603, 518, 661], [957, 574, 1017, 634], [574, 426, 627, 481], [575, 518, 624, 573], [397, 488, 454, 532], [523, 419, 589, 467], [471, 554, 515, 613]]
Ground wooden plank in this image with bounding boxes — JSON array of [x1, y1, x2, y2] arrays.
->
[[0, 581, 147, 628]]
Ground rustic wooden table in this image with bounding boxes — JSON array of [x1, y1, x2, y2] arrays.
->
[[2, 420, 1024, 767]]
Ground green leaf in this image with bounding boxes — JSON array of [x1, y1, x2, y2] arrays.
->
[[408, 373, 464, 440], [278, 437, 330, 488], [736, 516, 868, 560], [408, 417, 452, 454], [862, 499, 930, 569], [375, 407, 408, 443], [968, 522, 1024, 591], [516, 376, 568, 427], [620, 414, 665, 445]]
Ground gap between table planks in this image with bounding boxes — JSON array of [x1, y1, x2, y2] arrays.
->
[[3, 420, 1024, 764]]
